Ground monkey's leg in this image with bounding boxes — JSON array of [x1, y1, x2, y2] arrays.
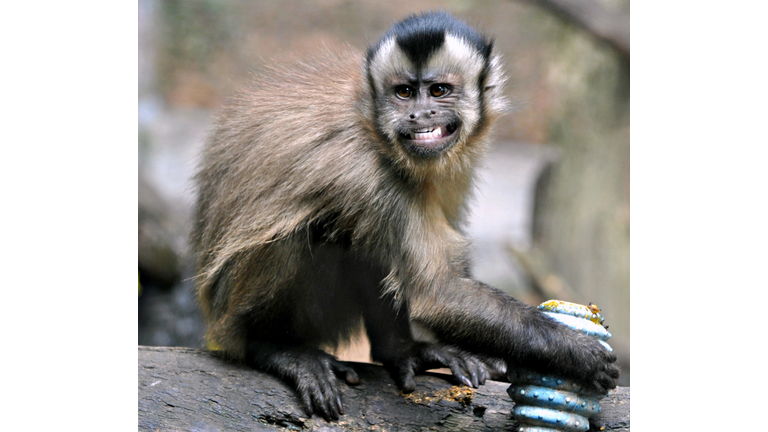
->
[[211, 239, 363, 421], [245, 341, 359, 421]]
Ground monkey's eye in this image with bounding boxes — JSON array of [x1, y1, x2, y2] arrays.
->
[[430, 84, 451, 97], [395, 86, 414, 99]]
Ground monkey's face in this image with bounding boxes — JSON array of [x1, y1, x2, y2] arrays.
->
[[385, 76, 464, 159], [367, 33, 499, 163]]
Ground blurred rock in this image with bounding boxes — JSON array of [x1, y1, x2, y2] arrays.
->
[[138, 171, 183, 287]]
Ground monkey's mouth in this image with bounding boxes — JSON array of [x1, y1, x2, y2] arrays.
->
[[407, 124, 455, 141], [404, 123, 457, 142], [399, 123, 459, 155]]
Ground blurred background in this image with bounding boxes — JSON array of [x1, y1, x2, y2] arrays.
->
[[138, 0, 630, 386]]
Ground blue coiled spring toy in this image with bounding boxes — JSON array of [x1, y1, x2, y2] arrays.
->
[[507, 300, 613, 432]]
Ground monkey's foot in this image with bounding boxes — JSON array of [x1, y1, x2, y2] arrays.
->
[[250, 346, 359, 421], [385, 343, 493, 393], [291, 350, 360, 421]]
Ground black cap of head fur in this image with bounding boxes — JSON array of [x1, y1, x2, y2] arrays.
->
[[366, 11, 494, 68]]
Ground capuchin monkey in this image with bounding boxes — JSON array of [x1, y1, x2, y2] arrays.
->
[[192, 11, 619, 421]]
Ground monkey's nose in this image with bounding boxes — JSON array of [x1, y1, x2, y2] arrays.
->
[[409, 109, 437, 120]]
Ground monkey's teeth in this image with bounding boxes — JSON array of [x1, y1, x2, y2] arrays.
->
[[410, 126, 443, 141]]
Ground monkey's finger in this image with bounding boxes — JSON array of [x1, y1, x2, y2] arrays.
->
[[300, 390, 314, 418], [588, 380, 607, 396], [300, 365, 340, 421], [596, 370, 618, 392], [324, 393, 341, 420], [476, 368, 487, 386], [479, 358, 492, 384], [327, 387, 342, 419], [298, 383, 334, 421], [314, 384, 341, 421], [319, 367, 343, 420], [604, 350, 618, 363], [304, 386, 328, 420], [437, 351, 478, 387], [466, 357, 487, 386], [443, 356, 474, 388], [336, 395, 344, 416], [455, 357, 479, 388], [331, 360, 360, 385], [395, 364, 417, 393], [582, 370, 618, 397], [606, 363, 621, 379], [465, 357, 486, 387]]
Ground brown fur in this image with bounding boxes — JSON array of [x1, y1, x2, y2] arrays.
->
[[192, 15, 617, 419], [192, 46, 500, 357]]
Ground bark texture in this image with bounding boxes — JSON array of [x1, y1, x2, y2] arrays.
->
[[139, 346, 630, 431]]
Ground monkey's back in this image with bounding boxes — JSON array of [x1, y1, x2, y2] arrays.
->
[[191, 49, 389, 352]]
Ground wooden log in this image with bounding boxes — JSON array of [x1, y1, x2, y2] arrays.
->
[[139, 346, 629, 431]]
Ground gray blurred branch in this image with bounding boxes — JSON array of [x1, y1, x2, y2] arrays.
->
[[523, 0, 630, 57]]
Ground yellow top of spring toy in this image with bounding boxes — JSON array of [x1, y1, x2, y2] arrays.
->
[[538, 300, 605, 325]]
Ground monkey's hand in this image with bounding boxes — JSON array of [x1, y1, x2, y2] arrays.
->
[[250, 345, 359, 421], [572, 333, 620, 395], [383, 342, 496, 393], [506, 327, 620, 395]]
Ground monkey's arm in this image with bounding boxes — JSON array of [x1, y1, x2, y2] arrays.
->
[[377, 212, 619, 394], [408, 277, 619, 394]]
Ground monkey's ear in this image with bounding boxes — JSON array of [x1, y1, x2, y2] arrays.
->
[[483, 53, 509, 116]]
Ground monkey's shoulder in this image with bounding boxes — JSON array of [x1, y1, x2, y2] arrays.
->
[[242, 48, 364, 104]]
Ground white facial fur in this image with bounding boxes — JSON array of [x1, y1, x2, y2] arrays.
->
[[367, 33, 504, 143]]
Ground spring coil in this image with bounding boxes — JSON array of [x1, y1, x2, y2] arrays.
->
[[507, 300, 613, 432]]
